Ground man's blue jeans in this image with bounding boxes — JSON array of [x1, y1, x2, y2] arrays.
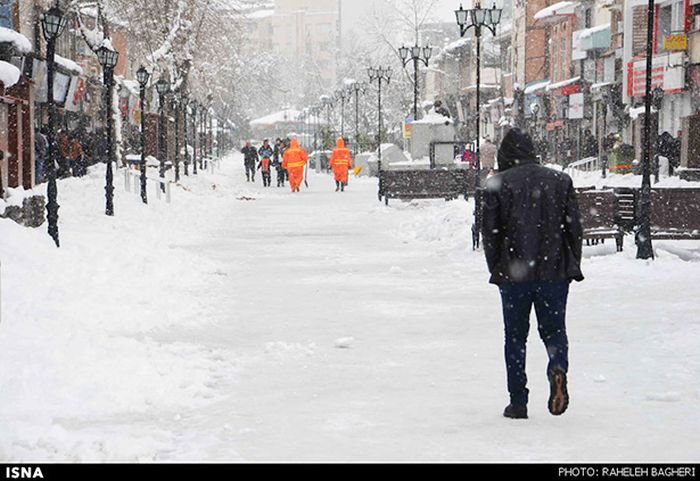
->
[[498, 281, 570, 407]]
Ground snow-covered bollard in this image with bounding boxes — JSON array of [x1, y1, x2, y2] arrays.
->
[[334, 337, 355, 349]]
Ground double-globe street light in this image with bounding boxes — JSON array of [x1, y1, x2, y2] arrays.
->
[[398, 43, 432, 121], [96, 44, 119, 216], [41, 2, 68, 247], [368, 66, 392, 203], [455, 0, 502, 249], [136, 66, 150, 204]]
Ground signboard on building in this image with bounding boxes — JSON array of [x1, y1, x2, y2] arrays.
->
[[627, 52, 686, 97], [663, 34, 688, 51], [572, 30, 586, 60], [568, 93, 585, 119]]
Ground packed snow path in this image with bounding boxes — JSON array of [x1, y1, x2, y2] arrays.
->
[[1, 153, 698, 461]]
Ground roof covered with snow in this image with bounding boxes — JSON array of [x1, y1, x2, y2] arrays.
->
[[0, 27, 33, 54], [534, 1, 579, 22], [250, 109, 302, 126]]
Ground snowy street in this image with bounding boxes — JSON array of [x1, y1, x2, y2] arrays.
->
[[1, 153, 698, 462]]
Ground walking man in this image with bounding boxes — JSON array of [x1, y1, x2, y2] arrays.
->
[[482, 128, 584, 420], [282, 137, 308, 193], [258, 139, 274, 188], [329, 138, 352, 192], [241, 140, 258, 182]]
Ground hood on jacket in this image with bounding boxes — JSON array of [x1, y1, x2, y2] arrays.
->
[[497, 128, 537, 172], [290, 138, 300, 149], [336, 138, 345, 149]]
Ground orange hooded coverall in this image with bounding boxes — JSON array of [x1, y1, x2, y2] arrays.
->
[[329, 138, 353, 185], [282, 138, 309, 192]]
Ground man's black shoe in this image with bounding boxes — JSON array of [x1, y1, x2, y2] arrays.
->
[[548, 368, 569, 416], [503, 404, 528, 419]]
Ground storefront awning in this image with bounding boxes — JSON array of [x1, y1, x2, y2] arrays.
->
[[534, 1, 579, 24], [524, 80, 550, 95], [546, 76, 581, 96], [579, 23, 611, 50]]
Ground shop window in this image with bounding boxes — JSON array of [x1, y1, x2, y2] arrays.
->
[[0, 0, 16, 29]]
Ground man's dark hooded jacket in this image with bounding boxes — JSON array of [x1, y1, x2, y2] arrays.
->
[[482, 128, 584, 285]]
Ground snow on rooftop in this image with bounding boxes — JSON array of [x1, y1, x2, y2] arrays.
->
[[525, 80, 551, 94], [0, 61, 21, 88], [534, 1, 579, 21], [250, 109, 302, 126], [0, 27, 33, 54]]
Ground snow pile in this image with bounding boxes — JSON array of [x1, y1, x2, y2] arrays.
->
[[0, 160, 243, 461], [0, 27, 32, 53], [0, 60, 21, 88], [393, 199, 472, 253]]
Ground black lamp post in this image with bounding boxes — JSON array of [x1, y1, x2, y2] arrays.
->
[[205, 94, 213, 168], [156, 78, 169, 190], [320, 95, 334, 147], [637, 0, 656, 260], [311, 105, 320, 152], [349, 81, 366, 155], [136, 65, 150, 204], [335, 87, 352, 138], [399, 43, 432, 120], [191, 101, 198, 175], [41, 2, 67, 247], [172, 93, 181, 182], [455, 0, 502, 249], [298, 110, 307, 149], [96, 44, 119, 216], [368, 66, 392, 202], [181, 93, 189, 176]]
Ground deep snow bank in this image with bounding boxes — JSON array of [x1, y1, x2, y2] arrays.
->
[[0, 159, 242, 461]]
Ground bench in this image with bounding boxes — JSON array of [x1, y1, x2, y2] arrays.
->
[[577, 189, 626, 251], [640, 188, 700, 240], [379, 169, 476, 205]]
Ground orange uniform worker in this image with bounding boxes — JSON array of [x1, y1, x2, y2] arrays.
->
[[282, 138, 309, 193], [329, 138, 353, 192]]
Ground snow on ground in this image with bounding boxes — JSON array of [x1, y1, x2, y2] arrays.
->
[[1, 157, 699, 462]]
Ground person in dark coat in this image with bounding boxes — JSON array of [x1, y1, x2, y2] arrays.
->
[[482, 127, 584, 420], [658, 131, 681, 175], [273, 138, 286, 187], [258, 139, 274, 188], [241, 140, 258, 182], [34, 127, 49, 184]]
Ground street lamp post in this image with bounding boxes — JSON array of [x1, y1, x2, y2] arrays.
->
[[350, 82, 366, 155], [455, 0, 502, 249], [335, 87, 352, 138], [191, 101, 198, 175], [156, 78, 170, 191], [181, 93, 189, 176], [368, 66, 392, 203], [173, 93, 181, 182], [136, 66, 150, 204], [41, 2, 67, 247], [311, 105, 320, 152], [399, 43, 432, 120], [637, 0, 656, 260]]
